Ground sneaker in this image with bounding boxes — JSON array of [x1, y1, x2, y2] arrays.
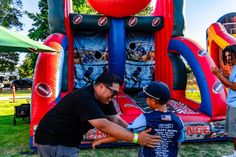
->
[[222, 154, 236, 157]]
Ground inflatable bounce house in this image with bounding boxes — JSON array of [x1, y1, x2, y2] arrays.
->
[[30, 0, 236, 148]]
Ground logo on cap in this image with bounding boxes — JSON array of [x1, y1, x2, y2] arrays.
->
[[36, 83, 52, 97], [73, 15, 83, 25], [98, 17, 108, 26], [128, 17, 138, 27]]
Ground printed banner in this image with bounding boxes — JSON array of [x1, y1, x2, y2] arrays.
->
[[125, 32, 155, 90], [185, 120, 227, 140], [74, 31, 108, 88]]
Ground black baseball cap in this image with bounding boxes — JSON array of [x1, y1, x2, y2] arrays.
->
[[143, 81, 171, 104]]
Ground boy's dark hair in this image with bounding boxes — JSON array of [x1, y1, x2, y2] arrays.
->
[[222, 45, 236, 65], [95, 73, 122, 86]]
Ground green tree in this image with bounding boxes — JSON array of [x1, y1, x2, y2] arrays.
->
[[136, 4, 153, 16], [18, 55, 35, 78], [0, 52, 19, 72], [0, 0, 23, 73], [73, 0, 97, 14], [26, 0, 49, 41], [19, 0, 49, 78], [26, 0, 96, 41], [0, 0, 23, 29]]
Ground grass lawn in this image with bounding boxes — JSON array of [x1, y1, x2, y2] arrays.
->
[[0, 90, 234, 157]]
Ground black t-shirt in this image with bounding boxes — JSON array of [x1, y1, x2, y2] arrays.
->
[[35, 86, 117, 147]]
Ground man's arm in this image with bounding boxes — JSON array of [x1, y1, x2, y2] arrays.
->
[[106, 114, 128, 128], [92, 113, 147, 148], [89, 118, 159, 148]]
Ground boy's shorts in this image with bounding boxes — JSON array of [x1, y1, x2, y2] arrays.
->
[[225, 106, 236, 138]]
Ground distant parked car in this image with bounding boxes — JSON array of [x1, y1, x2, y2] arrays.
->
[[12, 78, 33, 89]]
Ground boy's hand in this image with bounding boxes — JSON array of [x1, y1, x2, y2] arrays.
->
[[92, 139, 103, 149], [138, 128, 160, 148]]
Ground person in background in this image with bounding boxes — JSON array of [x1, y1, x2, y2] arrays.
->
[[35, 73, 160, 157], [219, 47, 232, 78], [92, 81, 185, 157], [211, 45, 236, 157]]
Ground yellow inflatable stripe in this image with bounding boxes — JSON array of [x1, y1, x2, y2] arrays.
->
[[208, 24, 230, 49]]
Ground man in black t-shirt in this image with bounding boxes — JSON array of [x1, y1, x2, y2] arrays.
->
[[35, 73, 160, 157]]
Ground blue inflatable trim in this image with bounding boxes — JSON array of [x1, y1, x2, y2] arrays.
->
[[168, 39, 212, 116]]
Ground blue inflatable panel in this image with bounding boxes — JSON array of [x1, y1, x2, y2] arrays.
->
[[108, 19, 126, 80]]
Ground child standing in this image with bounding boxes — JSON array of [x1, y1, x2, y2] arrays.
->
[[92, 81, 185, 157]]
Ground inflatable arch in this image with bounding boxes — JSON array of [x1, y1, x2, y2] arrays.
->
[[30, 0, 233, 148]]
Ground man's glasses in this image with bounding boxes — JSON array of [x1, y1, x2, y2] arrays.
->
[[105, 85, 119, 97]]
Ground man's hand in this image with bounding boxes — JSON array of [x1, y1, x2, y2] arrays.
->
[[137, 128, 160, 148]]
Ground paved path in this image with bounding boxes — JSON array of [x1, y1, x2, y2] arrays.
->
[[0, 95, 31, 100]]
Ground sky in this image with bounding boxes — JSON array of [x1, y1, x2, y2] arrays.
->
[[20, 0, 39, 35], [19, 0, 236, 61], [184, 0, 236, 48]]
